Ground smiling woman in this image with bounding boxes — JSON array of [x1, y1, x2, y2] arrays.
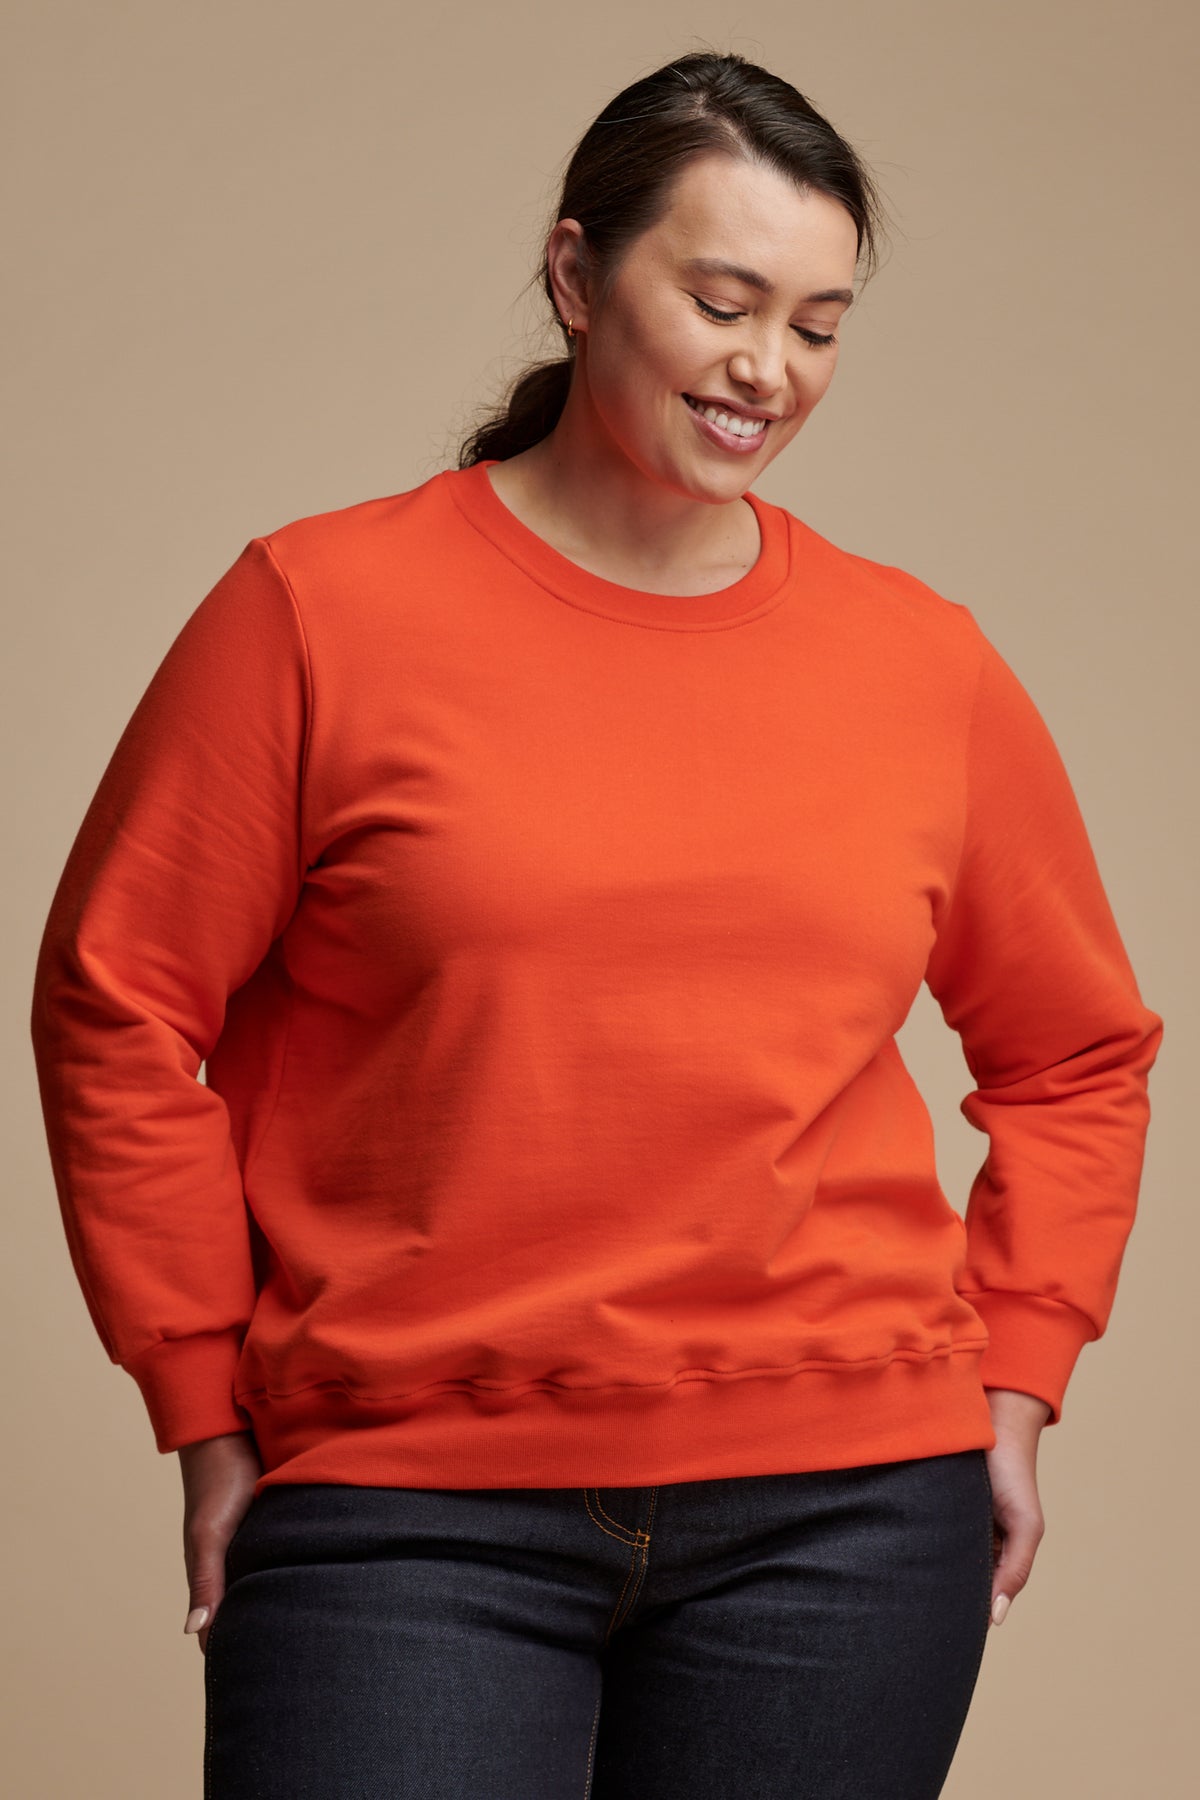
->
[[459, 60, 884, 587], [473, 156, 866, 590], [30, 42, 1161, 1800]]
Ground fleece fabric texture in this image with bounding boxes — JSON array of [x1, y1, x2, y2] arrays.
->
[[30, 459, 1163, 1495]]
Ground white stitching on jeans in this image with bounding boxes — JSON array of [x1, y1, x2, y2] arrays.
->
[[581, 1684, 603, 1796]]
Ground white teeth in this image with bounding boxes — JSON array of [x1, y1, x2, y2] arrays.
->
[[684, 395, 767, 438]]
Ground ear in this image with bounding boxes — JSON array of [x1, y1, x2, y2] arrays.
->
[[547, 218, 593, 334]]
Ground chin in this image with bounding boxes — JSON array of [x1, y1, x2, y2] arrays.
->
[[676, 465, 754, 503]]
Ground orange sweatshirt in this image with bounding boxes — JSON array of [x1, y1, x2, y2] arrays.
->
[[30, 459, 1163, 1496]]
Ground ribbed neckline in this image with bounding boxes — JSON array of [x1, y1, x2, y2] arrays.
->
[[444, 457, 792, 631]]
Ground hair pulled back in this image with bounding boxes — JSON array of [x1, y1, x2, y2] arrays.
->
[[456, 49, 887, 468]]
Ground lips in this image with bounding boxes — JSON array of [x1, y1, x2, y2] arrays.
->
[[682, 393, 772, 451]]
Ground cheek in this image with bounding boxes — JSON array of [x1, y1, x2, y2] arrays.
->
[[798, 354, 838, 408], [589, 314, 671, 404], [597, 331, 696, 431]]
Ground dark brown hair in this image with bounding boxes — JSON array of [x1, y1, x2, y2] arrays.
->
[[456, 49, 888, 468]]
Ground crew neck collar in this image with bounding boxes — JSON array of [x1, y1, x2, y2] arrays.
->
[[444, 457, 791, 631]]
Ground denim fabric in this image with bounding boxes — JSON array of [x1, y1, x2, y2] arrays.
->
[[204, 1448, 995, 1798]]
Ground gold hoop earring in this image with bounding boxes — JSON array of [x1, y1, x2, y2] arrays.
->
[[567, 317, 576, 338]]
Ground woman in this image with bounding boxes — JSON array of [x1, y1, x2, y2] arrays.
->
[[31, 50, 1161, 1800]]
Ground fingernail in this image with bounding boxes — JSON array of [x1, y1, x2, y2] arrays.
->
[[184, 1606, 210, 1634], [991, 1594, 1010, 1627]]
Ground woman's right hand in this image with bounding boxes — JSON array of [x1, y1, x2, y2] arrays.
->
[[178, 1429, 263, 1655]]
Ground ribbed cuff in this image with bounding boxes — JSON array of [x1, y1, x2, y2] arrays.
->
[[123, 1328, 254, 1453], [961, 1290, 1097, 1426]]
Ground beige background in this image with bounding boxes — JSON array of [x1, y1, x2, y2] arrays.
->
[[4, 1, 1195, 1793]]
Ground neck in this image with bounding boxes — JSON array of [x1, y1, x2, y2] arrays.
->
[[504, 366, 758, 580]]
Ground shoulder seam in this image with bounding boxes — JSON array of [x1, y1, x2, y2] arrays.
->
[[254, 535, 315, 883], [936, 613, 988, 936]]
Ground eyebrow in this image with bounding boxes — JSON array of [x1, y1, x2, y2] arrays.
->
[[681, 257, 855, 306]]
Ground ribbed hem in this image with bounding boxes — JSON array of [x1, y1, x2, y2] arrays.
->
[[241, 1344, 999, 1496], [963, 1290, 1096, 1426], [124, 1328, 255, 1453]]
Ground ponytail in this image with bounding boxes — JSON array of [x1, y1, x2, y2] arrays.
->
[[457, 354, 574, 468]]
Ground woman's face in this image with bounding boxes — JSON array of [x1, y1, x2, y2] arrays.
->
[[559, 151, 861, 502]]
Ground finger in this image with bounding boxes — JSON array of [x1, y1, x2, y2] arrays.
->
[[183, 1535, 228, 1654], [990, 1508, 1045, 1625], [182, 1600, 217, 1655]]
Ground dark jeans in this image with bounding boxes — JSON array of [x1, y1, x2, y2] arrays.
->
[[204, 1448, 995, 1798]]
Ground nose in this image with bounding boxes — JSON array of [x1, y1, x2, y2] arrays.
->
[[726, 331, 789, 399]]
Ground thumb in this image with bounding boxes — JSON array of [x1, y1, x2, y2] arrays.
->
[[178, 1429, 262, 1656], [990, 1501, 1045, 1626], [183, 1543, 227, 1657]]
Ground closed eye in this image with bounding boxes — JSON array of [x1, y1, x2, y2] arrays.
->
[[692, 295, 837, 347]]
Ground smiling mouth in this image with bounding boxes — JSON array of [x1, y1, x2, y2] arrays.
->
[[682, 393, 772, 442]]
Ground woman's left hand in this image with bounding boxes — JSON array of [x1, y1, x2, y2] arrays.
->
[[983, 1386, 1053, 1626]]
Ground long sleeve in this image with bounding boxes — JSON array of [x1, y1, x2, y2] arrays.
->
[[30, 537, 312, 1452], [26, 462, 1171, 1492], [923, 628, 1163, 1424]]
